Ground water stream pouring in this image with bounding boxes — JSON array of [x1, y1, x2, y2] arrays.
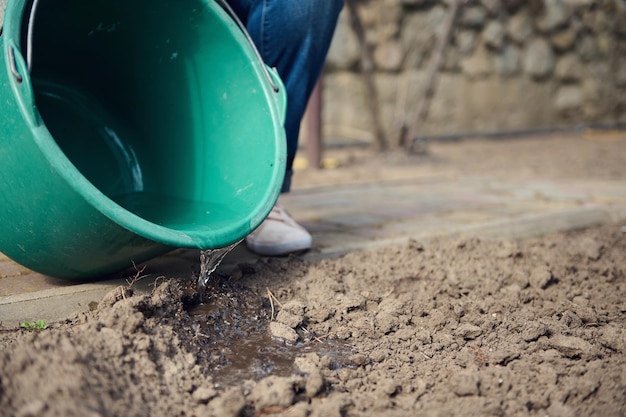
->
[[197, 240, 241, 292], [0, 0, 286, 279]]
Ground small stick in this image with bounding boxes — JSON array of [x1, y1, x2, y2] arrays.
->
[[266, 288, 276, 320], [126, 262, 148, 289], [300, 326, 326, 344], [399, 0, 463, 151], [346, 0, 388, 151], [266, 288, 283, 320]]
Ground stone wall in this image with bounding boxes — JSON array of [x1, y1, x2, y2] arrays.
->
[[323, 0, 626, 143], [3, 0, 625, 144]]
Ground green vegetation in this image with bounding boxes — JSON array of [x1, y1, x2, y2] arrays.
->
[[20, 320, 48, 331]]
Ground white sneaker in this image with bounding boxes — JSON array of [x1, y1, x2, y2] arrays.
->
[[245, 203, 312, 256]]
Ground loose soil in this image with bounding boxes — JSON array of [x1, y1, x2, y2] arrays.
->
[[1, 134, 626, 417]]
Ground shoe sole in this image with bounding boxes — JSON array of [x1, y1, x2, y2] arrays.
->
[[246, 237, 312, 256]]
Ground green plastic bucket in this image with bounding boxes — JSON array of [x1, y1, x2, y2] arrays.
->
[[0, 0, 287, 279]]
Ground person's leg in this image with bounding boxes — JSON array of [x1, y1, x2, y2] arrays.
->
[[226, 0, 344, 192], [225, 0, 343, 255]]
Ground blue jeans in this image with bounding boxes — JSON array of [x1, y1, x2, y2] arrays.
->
[[225, 0, 344, 192]]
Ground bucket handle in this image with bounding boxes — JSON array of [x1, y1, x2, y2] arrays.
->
[[214, 0, 280, 93], [25, 0, 41, 73]]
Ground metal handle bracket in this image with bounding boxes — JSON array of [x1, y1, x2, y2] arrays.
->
[[8, 45, 22, 82]]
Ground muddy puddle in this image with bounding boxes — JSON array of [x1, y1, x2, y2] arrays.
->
[[184, 275, 355, 387]]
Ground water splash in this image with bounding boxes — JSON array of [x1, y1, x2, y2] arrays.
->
[[197, 240, 242, 292]]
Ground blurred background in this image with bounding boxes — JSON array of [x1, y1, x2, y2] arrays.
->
[[2, 0, 625, 153], [314, 0, 626, 151]]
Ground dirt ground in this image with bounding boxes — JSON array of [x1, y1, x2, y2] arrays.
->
[[1, 133, 626, 417]]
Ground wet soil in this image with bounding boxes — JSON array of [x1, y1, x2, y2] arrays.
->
[[1, 134, 626, 417]]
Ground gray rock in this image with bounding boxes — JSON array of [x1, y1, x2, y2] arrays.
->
[[555, 85, 584, 111], [508, 11, 534, 45], [456, 30, 478, 55], [459, 6, 488, 29], [536, 0, 570, 33], [483, 21, 505, 50], [555, 53, 583, 82], [374, 40, 405, 72], [576, 35, 599, 62], [480, 0, 501, 15], [363, 0, 402, 43], [523, 38, 555, 79], [461, 45, 493, 78], [550, 26, 578, 51], [494, 43, 521, 76]]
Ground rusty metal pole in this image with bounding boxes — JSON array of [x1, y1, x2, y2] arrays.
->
[[305, 77, 323, 170]]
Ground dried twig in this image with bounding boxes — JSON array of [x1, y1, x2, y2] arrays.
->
[[346, 0, 388, 151], [151, 275, 167, 291], [267, 288, 276, 320], [266, 288, 283, 321], [399, 0, 464, 151], [299, 325, 326, 344], [126, 262, 149, 289]]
